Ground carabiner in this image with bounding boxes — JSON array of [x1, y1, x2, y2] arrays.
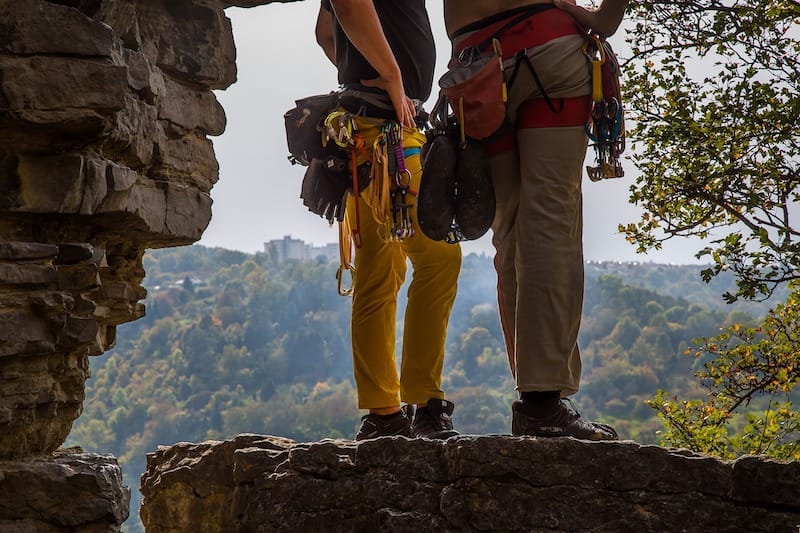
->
[[336, 264, 355, 297], [395, 168, 412, 189], [457, 46, 482, 66], [325, 110, 355, 148]]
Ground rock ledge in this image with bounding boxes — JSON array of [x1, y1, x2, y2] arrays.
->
[[0, 448, 129, 532], [141, 434, 800, 532]]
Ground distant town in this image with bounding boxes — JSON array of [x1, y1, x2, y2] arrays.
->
[[262, 235, 697, 266], [264, 235, 339, 262]]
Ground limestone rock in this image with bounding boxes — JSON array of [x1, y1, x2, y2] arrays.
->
[[0, 449, 130, 531], [0, 0, 237, 459], [141, 435, 800, 532]]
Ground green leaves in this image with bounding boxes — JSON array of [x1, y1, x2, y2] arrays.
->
[[628, 3, 800, 456], [623, 0, 800, 302], [648, 284, 800, 460]]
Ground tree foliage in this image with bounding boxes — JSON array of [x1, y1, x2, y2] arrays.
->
[[66, 245, 771, 531], [622, 0, 800, 302], [623, 0, 800, 459], [648, 284, 800, 460]]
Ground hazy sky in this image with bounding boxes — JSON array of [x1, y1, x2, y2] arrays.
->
[[200, 2, 703, 264]]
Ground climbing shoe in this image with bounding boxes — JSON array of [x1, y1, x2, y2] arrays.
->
[[418, 133, 457, 241], [454, 138, 494, 241], [511, 399, 618, 441], [411, 398, 459, 439], [355, 410, 412, 441]]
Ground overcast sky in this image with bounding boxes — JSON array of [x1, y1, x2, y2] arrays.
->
[[200, 1, 703, 264]]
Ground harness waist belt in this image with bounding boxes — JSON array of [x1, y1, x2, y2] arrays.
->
[[339, 87, 425, 122]]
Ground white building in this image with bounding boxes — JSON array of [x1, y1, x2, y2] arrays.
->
[[264, 236, 338, 262]]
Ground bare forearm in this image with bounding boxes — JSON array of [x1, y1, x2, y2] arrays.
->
[[595, 0, 628, 36], [553, 0, 629, 37]]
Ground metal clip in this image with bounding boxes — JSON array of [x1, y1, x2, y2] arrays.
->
[[336, 264, 354, 296]]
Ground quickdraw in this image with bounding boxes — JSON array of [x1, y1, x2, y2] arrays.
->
[[336, 216, 354, 297], [385, 123, 415, 241], [324, 108, 361, 297], [583, 33, 625, 182], [369, 122, 415, 242]]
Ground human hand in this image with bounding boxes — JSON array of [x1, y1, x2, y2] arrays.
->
[[361, 76, 416, 129], [552, 0, 626, 37]]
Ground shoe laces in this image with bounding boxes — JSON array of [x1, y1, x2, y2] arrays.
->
[[415, 406, 453, 432], [561, 398, 618, 439], [562, 397, 582, 418]]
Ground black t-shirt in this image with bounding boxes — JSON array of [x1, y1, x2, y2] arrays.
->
[[320, 0, 435, 101]]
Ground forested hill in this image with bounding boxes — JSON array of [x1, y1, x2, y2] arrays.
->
[[66, 244, 773, 532]]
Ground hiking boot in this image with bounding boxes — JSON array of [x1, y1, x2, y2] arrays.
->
[[453, 138, 494, 241], [411, 398, 460, 439], [355, 410, 412, 441], [418, 133, 457, 241], [511, 399, 618, 441]]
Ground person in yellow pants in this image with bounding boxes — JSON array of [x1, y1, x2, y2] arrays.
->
[[316, 0, 462, 440]]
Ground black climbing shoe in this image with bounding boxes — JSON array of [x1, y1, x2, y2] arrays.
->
[[418, 134, 457, 241], [511, 400, 618, 441], [454, 138, 494, 241], [411, 398, 460, 439], [355, 410, 412, 441]]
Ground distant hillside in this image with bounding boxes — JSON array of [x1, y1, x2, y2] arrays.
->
[[67, 244, 782, 532], [584, 260, 786, 317]]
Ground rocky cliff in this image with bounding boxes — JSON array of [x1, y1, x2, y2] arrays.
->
[[0, 449, 130, 531], [140, 434, 800, 532], [3, 2, 799, 533], [0, 0, 285, 529], [0, 0, 236, 460]]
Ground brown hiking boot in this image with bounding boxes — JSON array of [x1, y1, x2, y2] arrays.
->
[[512, 399, 618, 441]]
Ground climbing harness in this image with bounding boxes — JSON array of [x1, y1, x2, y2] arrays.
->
[[310, 96, 427, 295], [321, 108, 364, 297], [325, 111, 419, 294], [583, 33, 625, 181]]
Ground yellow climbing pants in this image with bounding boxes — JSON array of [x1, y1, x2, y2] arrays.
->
[[346, 116, 461, 409]]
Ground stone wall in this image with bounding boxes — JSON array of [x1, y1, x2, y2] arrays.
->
[[141, 434, 800, 532], [0, 0, 286, 529], [0, 0, 239, 459], [0, 449, 130, 531]]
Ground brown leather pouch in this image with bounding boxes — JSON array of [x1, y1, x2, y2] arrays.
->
[[438, 40, 506, 141]]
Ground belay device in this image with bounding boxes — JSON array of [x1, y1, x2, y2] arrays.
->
[[583, 33, 625, 181]]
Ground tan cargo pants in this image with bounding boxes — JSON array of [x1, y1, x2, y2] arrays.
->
[[454, 8, 592, 395]]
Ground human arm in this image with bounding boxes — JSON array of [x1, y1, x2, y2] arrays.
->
[[328, 0, 416, 128], [552, 0, 629, 37], [315, 5, 337, 65]]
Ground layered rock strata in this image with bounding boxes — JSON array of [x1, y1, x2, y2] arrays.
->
[[0, 0, 235, 459], [0, 0, 271, 526], [0, 449, 129, 531], [141, 434, 800, 532]]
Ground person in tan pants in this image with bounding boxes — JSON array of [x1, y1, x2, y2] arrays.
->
[[443, 0, 627, 439]]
